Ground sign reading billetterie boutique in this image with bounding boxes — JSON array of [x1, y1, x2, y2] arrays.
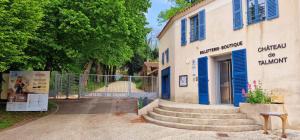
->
[[6, 71, 50, 111]]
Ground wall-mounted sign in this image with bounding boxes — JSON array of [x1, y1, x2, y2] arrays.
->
[[257, 43, 288, 66], [179, 75, 188, 87], [6, 71, 50, 111], [200, 41, 243, 55]]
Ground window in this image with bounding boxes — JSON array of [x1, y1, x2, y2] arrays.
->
[[247, 0, 265, 24], [181, 19, 187, 46], [190, 15, 199, 42], [247, 0, 279, 24], [165, 49, 169, 63]]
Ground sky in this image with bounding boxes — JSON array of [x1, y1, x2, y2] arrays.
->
[[146, 0, 172, 39]]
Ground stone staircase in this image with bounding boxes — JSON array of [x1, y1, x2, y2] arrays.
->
[[143, 101, 262, 132]]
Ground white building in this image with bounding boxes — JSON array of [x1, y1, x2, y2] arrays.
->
[[158, 0, 300, 128]]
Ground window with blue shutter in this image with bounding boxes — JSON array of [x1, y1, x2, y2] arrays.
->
[[232, 49, 248, 107], [181, 19, 187, 46], [198, 56, 209, 105], [247, 0, 267, 24], [266, 0, 279, 20], [198, 10, 206, 41], [162, 53, 165, 65], [233, 0, 243, 30], [190, 15, 199, 42]]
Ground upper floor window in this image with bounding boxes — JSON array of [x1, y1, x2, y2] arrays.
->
[[247, 0, 279, 24], [190, 15, 199, 42]]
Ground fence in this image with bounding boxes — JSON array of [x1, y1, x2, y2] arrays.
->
[[52, 74, 158, 99]]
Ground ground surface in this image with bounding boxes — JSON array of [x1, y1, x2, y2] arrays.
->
[[0, 101, 56, 130], [94, 81, 145, 93], [0, 98, 299, 140]]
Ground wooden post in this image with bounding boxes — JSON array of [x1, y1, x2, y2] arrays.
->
[[280, 114, 288, 138], [262, 115, 269, 134]]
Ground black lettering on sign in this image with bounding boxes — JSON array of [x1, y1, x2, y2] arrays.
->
[[258, 57, 288, 66]]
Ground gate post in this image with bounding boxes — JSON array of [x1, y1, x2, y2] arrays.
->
[[128, 76, 132, 97], [66, 74, 70, 99], [78, 74, 82, 99], [105, 75, 108, 94]]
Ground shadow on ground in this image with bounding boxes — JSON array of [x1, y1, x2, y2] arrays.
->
[[53, 97, 137, 115]]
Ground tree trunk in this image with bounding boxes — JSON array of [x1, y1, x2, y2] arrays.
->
[[95, 63, 103, 83]]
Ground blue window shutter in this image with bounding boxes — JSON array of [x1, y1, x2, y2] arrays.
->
[[254, 0, 259, 22], [198, 10, 206, 41], [165, 49, 169, 63], [232, 49, 248, 107], [162, 53, 165, 65], [198, 56, 209, 105], [233, 0, 243, 30], [267, 0, 279, 20], [181, 19, 187, 46]]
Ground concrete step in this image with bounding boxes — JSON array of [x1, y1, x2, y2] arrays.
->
[[148, 112, 255, 126], [143, 114, 262, 132], [158, 105, 239, 114], [153, 108, 247, 119]]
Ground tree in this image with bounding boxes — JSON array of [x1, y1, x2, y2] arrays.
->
[[0, 0, 44, 72], [158, 0, 203, 23]]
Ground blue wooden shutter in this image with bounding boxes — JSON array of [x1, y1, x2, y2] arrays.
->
[[232, 49, 248, 107], [233, 0, 243, 30], [267, 0, 279, 20], [181, 19, 187, 46], [165, 49, 169, 63], [198, 10, 206, 41], [162, 53, 165, 65], [198, 56, 209, 104]]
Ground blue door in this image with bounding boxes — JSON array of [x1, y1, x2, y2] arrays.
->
[[161, 67, 171, 100], [232, 49, 248, 107], [198, 57, 209, 104]]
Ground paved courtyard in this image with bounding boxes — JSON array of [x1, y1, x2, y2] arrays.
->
[[0, 98, 299, 140]]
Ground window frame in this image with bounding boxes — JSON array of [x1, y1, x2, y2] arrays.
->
[[189, 14, 199, 43], [247, 0, 267, 25]]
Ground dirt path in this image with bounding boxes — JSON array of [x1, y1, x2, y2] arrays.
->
[[0, 98, 299, 140], [94, 81, 145, 93]]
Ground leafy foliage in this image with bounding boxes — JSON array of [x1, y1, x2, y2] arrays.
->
[[0, 0, 152, 74], [0, 0, 44, 72], [158, 0, 203, 23]]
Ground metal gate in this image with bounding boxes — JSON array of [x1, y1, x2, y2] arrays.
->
[[53, 74, 158, 99]]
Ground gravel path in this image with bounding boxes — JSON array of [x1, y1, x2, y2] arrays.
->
[[0, 98, 299, 140]]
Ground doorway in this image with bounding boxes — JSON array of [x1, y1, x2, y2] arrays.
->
[[219, 60, 233, 104], [161, 67, 170, 100]]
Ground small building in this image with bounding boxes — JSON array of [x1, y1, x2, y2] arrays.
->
[[141, 61, 159, 77], [158, 0, 300, 128]]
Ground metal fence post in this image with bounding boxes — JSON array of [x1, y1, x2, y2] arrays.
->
[[128, 76, 132, 97], [78, 74, 82, 99]]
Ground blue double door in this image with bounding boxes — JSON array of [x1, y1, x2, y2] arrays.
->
[[198, 49, 248, 107]]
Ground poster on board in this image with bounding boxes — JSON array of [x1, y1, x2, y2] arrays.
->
[[6, 71, 50, 111]]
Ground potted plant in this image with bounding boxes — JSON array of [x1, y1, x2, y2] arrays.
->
[[240, 81, 285, 130]]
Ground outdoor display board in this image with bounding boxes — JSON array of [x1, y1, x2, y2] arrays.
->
[[6, 71, 50, 111]]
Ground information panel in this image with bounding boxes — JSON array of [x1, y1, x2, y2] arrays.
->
[[6, 71, 50, 111]]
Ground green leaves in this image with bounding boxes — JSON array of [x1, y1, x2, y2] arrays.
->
[[0, 0, 44, 72], [0, 0, 151, 73]]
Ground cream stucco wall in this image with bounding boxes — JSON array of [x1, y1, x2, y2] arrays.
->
[[158, 0, 300, 128]]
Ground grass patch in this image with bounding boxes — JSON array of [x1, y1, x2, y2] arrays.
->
[[0, 100, 57, 130]]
